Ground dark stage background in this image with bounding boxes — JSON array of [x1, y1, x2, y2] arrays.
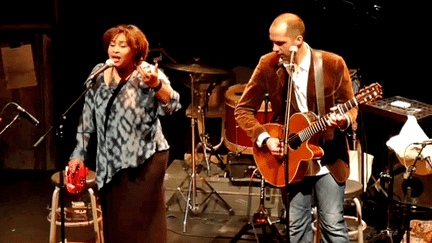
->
[[1, 0, 431, 165], [2, 3, 432, 241]]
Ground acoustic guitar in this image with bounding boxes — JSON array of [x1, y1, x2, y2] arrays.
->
[[253, 83, 383, 187]]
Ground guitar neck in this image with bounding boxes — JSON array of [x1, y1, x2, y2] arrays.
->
[[297, 98, 358, 143]]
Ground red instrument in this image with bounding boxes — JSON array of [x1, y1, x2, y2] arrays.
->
[[253, 83, 383, 187], [66, 165, 89, 194], [224, 84, 273, 154]]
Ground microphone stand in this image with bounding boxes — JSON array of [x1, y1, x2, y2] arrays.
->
[[0, 102, 38, 137], [230, 94, 284, 243], [34, 78, 96, 243], [283, 63, 295, 243], [0, 113, 21, 137], [33, 81, 94, 148]]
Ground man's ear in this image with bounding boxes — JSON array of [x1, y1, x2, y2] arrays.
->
[[293, 35, 304, 46]]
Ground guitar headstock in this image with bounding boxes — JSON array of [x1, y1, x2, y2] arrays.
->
[[355, 83, 383, 105]]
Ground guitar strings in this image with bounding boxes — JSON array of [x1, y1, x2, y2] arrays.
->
[[291, 98, 358, 144]]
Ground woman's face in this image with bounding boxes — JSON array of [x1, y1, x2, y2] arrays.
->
[[108, 33, 134, 70]]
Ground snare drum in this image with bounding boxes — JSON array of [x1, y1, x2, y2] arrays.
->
[[224, 84, 273, 154]]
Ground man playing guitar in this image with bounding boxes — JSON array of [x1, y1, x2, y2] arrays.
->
[[234, 13, 358, 242]]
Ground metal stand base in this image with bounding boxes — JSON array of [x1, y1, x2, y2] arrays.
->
[[369, 228, 395, 243], [166, 172, 234, 232], [230, 205, 284, 243]]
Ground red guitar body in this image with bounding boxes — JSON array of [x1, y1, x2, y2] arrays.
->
[[253, 112, 323, 186]]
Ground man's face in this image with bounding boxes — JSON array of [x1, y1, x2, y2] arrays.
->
[[269, 25, 295, 62]]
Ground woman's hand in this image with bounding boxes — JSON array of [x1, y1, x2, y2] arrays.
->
[[137, 62, 160, 88]]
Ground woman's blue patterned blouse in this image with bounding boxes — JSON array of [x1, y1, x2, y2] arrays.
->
[[70, 62, 181, 189]]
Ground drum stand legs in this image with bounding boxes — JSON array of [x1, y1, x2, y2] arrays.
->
[[196, 109, 225, 175], [369, 164, 396, 243], [166, 74, 233, 233]]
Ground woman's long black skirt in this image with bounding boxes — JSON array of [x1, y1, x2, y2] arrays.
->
[[99, 150, 169, 243]]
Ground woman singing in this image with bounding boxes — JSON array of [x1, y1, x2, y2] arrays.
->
[[68, 24, 181, 243]]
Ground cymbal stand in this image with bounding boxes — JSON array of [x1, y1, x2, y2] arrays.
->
[[195, 82, 224, 174], [166, 73, 233, 233], [196, 121, 224, 175]]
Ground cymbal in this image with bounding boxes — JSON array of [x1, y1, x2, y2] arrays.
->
[[162, 63, 229, 75]]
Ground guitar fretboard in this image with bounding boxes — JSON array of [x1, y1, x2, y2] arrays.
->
[[288, 82, 382, 146], [296, 98, 358, 143]]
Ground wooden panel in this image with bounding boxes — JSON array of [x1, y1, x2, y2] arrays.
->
[[0, 31, 57, 170]]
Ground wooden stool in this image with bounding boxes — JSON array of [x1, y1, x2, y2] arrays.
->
[[344, 179, 367, 243], [48, 170, 103, 243]]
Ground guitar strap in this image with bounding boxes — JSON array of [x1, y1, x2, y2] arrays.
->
[[313, 50, 325, 116]]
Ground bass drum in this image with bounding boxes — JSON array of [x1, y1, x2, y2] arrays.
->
[[224, 84, 273, 154]]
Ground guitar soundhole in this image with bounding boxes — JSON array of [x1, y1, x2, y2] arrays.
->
[[288, 134, 301, 150]]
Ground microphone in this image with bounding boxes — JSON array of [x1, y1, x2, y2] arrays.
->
[[287, 45, 298, 71], [87, 59, 115, 81], [16, 104, 39, 127]]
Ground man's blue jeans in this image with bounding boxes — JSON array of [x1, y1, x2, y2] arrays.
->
[[286, 173, 349, 243]]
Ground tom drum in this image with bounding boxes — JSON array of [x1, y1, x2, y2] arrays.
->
[[224, 84, 273, 154]]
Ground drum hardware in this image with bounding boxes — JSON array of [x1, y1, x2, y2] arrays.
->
[[195, 104, 224, 174], [163, 62, 233, 232], [362, 97, 432, 243], [365, 98, 432, 242], [162, 62, 229, 76], [368, 131, 403, 242], [149, 44, 178, 64], [399, 144, 432, 243]]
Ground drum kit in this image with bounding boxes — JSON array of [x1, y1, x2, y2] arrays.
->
[[160, 60, 242, 231]]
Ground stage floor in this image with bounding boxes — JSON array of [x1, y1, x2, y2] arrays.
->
[[0, 158, 412, 242]]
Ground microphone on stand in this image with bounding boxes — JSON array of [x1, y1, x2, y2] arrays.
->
[[15, 104, 39, 127], [403, 140, 432, 179], [86, 59, 115, 82], [287, 45, 298, 72]]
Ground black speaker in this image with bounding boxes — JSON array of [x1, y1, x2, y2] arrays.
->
[[227, 153, 261, 187]]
